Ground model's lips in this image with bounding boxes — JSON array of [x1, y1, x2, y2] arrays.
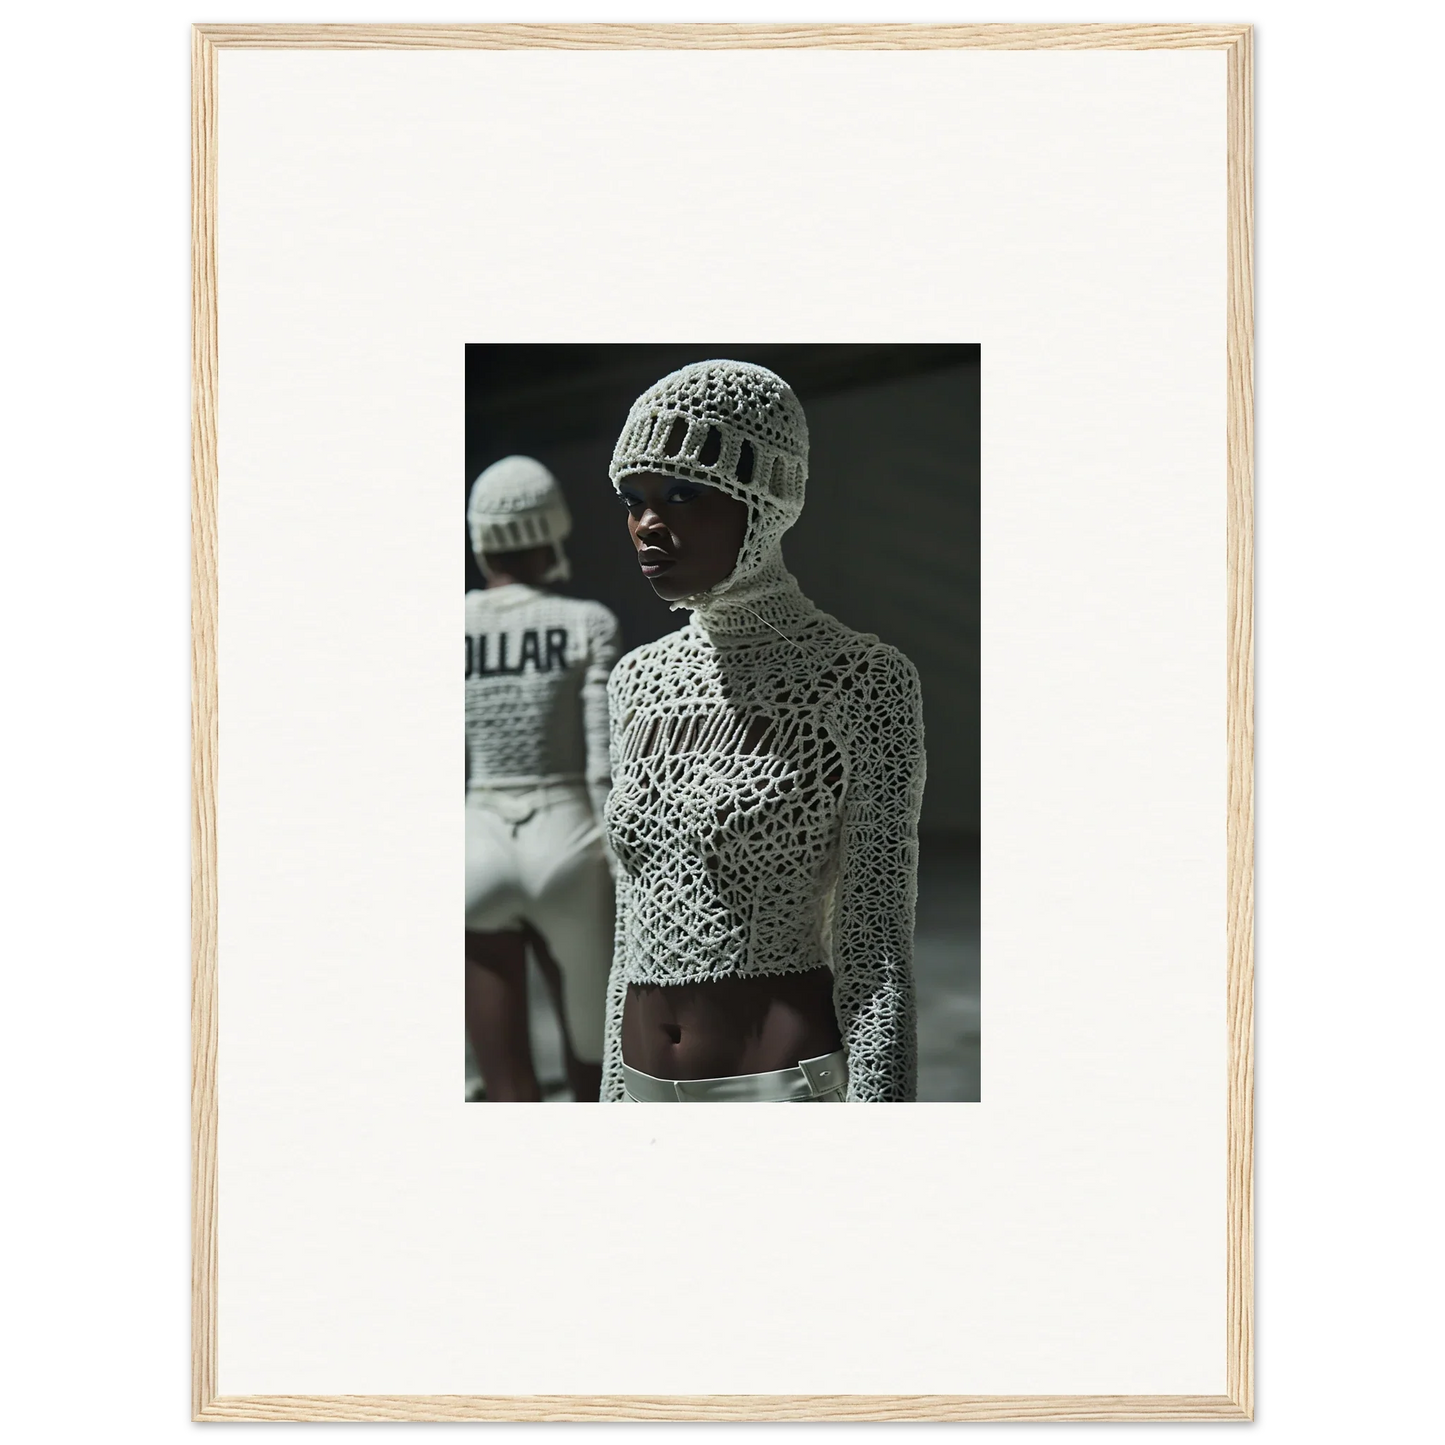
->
[[638, 548, 676, 577]]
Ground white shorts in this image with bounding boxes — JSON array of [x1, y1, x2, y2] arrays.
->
[[621, 1049, 849, 1103], [465, 782, 613, 1064]]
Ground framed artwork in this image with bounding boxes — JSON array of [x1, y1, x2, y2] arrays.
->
[[186, 16, 1260, 1427]]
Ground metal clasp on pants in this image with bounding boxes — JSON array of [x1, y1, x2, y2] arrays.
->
[[798, 1052, 846, 1099]]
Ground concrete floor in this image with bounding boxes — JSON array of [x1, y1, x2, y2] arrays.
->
[[466, 834, 981, 1103]]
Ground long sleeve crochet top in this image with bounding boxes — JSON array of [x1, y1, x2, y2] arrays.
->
[[600, 554, 926, 1102], [464, 584, 619, 822]]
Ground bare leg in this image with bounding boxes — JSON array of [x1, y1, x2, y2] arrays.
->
[[525, 925, 603, 1103], [465, 929, 542, 1102]]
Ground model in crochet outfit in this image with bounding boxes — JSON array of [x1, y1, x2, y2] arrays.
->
[[602, 361, 926, 1103], [465, 456, 620, 1101]]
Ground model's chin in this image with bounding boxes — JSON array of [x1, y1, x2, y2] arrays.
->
[[647, 574, 691, 601], [646, 568, 713, 602], [647, 560, 742, 602]]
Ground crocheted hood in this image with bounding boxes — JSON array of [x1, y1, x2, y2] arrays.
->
[[468, 455, 572, 583], [610, 360, 811, 632]]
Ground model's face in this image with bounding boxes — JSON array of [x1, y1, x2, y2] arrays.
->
[[617, 471, 749, 601]]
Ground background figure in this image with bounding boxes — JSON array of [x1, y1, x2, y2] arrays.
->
[[464, 456, 619, 1101], [464, 960, 580, 1102]]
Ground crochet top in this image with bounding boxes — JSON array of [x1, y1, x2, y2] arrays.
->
[[600, 357, 926, 1101], [600, 558, 926, 1102], [464, 584, 619, 821]]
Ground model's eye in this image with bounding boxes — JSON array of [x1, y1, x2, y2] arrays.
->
[[617, 491, 643, 510], [667, 483, 707, 504]]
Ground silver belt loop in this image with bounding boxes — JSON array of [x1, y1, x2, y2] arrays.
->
[[798, 1051, 847, 1100]]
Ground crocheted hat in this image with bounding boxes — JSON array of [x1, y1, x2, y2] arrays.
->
[[468, 455, 572, 581], [610, 361, 809, 587]]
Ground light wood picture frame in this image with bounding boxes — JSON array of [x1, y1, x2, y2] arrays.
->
[[192, 21, 1253, 1423]]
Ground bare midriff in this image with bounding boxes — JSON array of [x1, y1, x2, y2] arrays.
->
[[621, 966, 841, 1080]]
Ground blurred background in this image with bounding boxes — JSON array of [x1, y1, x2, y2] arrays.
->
[[467, 344, 979, 1101]]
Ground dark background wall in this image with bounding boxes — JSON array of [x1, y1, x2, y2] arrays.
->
[[465, 344, 979, 837]]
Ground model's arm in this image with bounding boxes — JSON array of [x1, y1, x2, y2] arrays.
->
[[582, 605, 621, 827], [599, 661, 633, 1102], [830, 645, 926, 1102]]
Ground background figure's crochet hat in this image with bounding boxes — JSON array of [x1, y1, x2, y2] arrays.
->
[[610, 360, 809, 592], [468, 455, 572, 582]]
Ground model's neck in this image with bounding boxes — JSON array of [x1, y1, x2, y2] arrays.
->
[[681, 551, 818, 641]]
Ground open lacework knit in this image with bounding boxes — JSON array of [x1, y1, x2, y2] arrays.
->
[[601, 361, 926, 1102]]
